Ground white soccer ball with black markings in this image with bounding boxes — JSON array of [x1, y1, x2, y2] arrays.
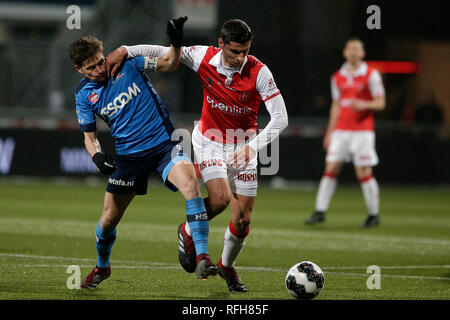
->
[[285, 261, 325, 299]]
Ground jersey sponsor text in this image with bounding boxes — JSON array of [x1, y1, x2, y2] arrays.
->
[[100, 82, 141, 118]]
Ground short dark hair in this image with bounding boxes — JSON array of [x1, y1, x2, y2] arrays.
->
[[69, 36, 103, 66], [346, 37, 364, 48], [220, 19, 253, 44]]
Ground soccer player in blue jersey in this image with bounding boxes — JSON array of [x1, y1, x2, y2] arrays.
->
[[69, 17, 218, 289]]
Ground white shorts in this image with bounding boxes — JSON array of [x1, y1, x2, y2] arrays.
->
[[326, 130, 379, 167], [192, 125, 258, 197]]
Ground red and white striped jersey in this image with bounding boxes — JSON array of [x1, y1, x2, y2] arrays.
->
[[181, 46, 281, 143], [331, 62, 385, 131]]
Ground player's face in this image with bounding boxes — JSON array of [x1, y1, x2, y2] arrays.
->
[[77, 51, 107, 82], [343, 40, 365, 65], [219, 38, 252, 69]]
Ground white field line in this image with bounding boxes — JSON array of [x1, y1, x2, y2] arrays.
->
[[0, 253, 449, 281], [1, 263, 449, 281], [1, 217, 449, 247]]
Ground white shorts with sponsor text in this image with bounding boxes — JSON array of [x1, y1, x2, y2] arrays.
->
[[192, 124, 258, 197], [326, 130, 379, 167]]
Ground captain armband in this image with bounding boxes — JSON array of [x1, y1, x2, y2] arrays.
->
[[144, 56, 158, 72]]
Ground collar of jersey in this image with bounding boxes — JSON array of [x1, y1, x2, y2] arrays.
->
[[340, 61, 368, 78], [209, 49, 248, 76]]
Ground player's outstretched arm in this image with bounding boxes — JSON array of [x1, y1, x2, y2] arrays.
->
[[156, 46, 181, 72], [84, 131, 115, 175], [105, 17, 187, 77], [151, 16, 188, 72]]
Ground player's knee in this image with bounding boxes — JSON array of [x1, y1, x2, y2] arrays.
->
[[101, 207, 121, 231], [99, 216, 116, 232], [234, 215, 252, 234], [209, 192, 232, 214], [182, 177, 202, 199]]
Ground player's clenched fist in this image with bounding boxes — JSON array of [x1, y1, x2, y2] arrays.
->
[[92, 152, 116, 175], [167, 16, 188, 48]]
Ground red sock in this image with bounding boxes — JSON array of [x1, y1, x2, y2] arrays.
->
[[196, 253, 210, 264]]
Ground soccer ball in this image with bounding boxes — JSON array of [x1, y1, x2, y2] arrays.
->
[[285, 261, 325, 299]]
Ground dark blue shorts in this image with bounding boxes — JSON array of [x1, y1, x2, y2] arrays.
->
[[106, 140, 191, 195]]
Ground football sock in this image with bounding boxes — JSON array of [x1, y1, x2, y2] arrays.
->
[[186, 197, 209, 256], [359, 175, 379, 216], [315, 172, 338, 212], [95, 219, 116, 268], [221, 220, 249, 268], [184, 198, 216, 237]]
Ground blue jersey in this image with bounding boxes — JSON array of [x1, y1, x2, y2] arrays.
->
[[75, 57, 174, 155]]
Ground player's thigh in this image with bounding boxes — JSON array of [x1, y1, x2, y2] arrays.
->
[[205, 178, 233, 207], [351, 131, 379, 167], [167, 159, 201, 200], [192, 124, 228, 182], [101, 191, 135, 230], [354, 165, 373, 180], [326, 131, 352, 164]]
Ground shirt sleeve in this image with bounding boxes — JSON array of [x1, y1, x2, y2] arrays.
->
[[75, 93, 96, 132], [368, 70, 385, 97], [331, 76, 340, 101], [256, 65, 281, 102], [123, 44, 208, 73], [123, 44, 170, 59], [128, 56, 158, 72], [179, 46, 208, 72], [248, 94, 288, 153]]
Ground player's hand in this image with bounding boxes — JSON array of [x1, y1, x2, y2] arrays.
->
[[226, 145, 256, 170], [349, 99, 368, 111], [106, 46, 128, 79], [92, 152, 116, 175], [167, 16, 188, 48]]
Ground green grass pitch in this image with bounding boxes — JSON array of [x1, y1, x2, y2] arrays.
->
[[0, 179, 448, 300]]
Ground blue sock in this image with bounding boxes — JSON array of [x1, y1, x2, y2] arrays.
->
[[186, 197, 209, 256], [95, 219, 116, 268]]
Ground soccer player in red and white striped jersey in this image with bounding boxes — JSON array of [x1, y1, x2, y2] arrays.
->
[[305, 37, 385, 228], [106, 19, 288, 292]]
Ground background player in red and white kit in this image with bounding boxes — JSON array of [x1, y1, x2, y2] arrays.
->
[[305, 37, 385, 228], [106, 19, 288, 292]]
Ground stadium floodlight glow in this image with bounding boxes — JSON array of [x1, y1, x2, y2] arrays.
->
[[366, 61, 422, 74]]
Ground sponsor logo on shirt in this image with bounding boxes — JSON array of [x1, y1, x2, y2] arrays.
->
[[100, 82, 141, 118], [206, 95, 251, 115], [112, 72, 125, 83]]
